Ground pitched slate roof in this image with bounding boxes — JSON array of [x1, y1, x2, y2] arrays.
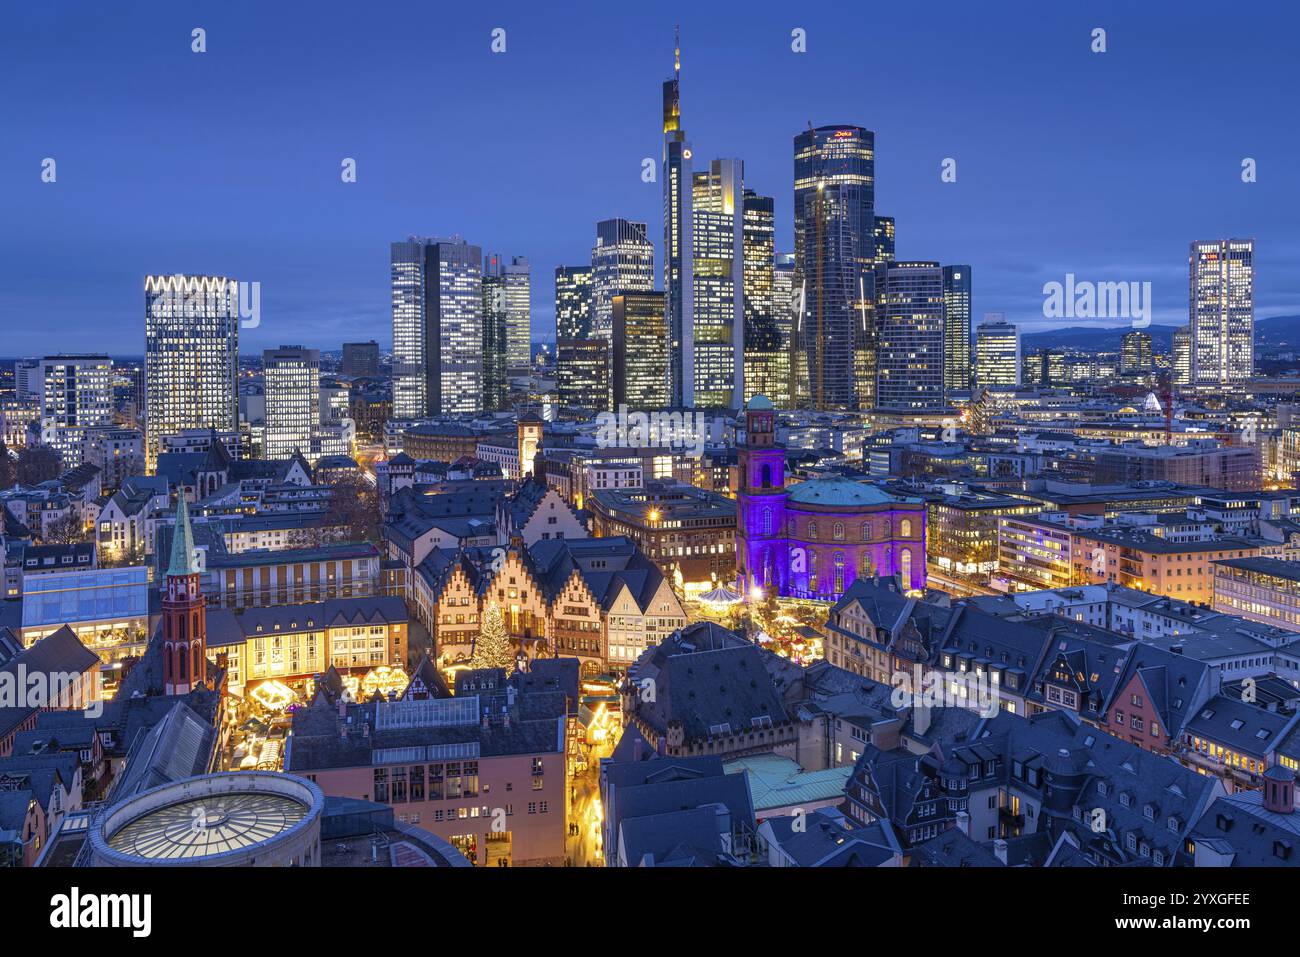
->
[[628, 623, 789, 745]]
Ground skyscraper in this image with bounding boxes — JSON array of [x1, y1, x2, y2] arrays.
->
[[793, 125, 876, 410], [663, 28, 693, 408], [874, 216, 896, 263], [591, 219, 654, 343], [557, 338, 610, 418], [1172, 326, 1192, 387], [1120, 330, 1153, 374], [391, 237, 483, 419], [974, 317, 1021, 388], [484, 254, 531, 377], [482, 265, 509, 412], [774, 254, 804, 409], [37, 354, 113, 466], [942, 265, 972, 394], [742, 191, 789, 409], [340, 341, 380, 378], [690, 158, 746, 408], [612, 291, 669, 410], [554, 266, 593, 340], [874, 261, 946, 412], [1190, 239, 1254, 386], [144, 274, 239, 467], [263, 345, 320, 460]]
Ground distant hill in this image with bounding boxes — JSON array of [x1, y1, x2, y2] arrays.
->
[[1020, 324, 1180, 353], [1254, 315, 1300, 347], [1019, 315, 1300, 354]]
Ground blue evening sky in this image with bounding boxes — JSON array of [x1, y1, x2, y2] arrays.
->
[[2, 0, 1297, 355]]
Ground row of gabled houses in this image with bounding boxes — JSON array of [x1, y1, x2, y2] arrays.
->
[[823, 576, 1300, 795], [384, 477, 687, 675]]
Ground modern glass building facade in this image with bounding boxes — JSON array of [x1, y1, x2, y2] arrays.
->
[[481, 269, 509, 412], [874, 216, 896, 263], [144, 274, 239, 467], [942, 265, 972, 394], [483, 254, 531, 377], [741, 190, 788, 409], [663, 34, 692, 409], [390, 237, 483, 418], [612, 290, 668, 410], [591, 219, 654, 345], [21, 565, 151, 662], [1190, 238, 1254, 386], [38, 354, 114, 467], [874, 261, 947, 412], [793, 125, 876, 410], [975, 317, 1021, 388], [557, 338, 611, 417], [690, 158, 746, 409], [554, 265, 593, 341], [263, 345, 320, 460]]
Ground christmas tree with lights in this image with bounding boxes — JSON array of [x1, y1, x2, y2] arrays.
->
[[471, 600, 515, 674]]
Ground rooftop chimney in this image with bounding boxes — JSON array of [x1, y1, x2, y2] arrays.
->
[[993, 839, 1009, 865]]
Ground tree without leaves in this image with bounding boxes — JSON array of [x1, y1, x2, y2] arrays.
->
[[41, 512, 85, 545], [322, 471, 382, 543], [15, 445, 62, 486]]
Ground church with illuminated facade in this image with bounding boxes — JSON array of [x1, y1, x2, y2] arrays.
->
[[735, 396, 927, 602]]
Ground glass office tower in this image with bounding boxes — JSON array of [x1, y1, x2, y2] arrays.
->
[[874, 261, 946, 412], [793, 125, 876, 410], [144, 274, 239, 466], [391, 237, 483, 418], [942, 265, 972, 394], [1190, 238, 1254, 386]]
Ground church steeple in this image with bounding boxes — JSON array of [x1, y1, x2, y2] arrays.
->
[[163, 494, 207, 696], [167, 495, 198, 577]]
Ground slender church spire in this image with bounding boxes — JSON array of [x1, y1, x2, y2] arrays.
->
[[166, 494, 198, 577]]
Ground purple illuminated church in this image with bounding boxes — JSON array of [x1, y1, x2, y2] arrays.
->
[[736, 396, 927, 602]]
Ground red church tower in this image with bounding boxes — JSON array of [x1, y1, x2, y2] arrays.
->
[[163, 495, 208, 696]]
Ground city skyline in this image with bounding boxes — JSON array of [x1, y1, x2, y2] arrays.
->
[[4, 2, 1299, 355]]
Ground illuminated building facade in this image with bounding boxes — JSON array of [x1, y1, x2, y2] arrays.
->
[[1190, 238, 1254, 386], [690, 158, 746, 408], [874, 215, 895, 263], [481, 266, 509, 412], [612, 291, 668, 410], [874, 261, 946, 412], [591, 219, 654, 344], [975, 317, 1021, 388], [742, 190, 790, 409], [263, 346, 320, 460], [663, 30, 692, 408], [773, 253, 804, 408], [204, 595, 409, 697], [37, 354, 113, 467], [391, 237, 483, 418], [484, 253, 531, 377], [735, 396, 926, 601], [1120, 330, 1153, 374], [554, 265, 593, 340], [942, 265, 971, 393], [1172, 326, 1192, 387], [144, 274, 239, 467], [1213, 557, 1300, 633], [556, 338, 611, 417], [793, 125, 875, 410]]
